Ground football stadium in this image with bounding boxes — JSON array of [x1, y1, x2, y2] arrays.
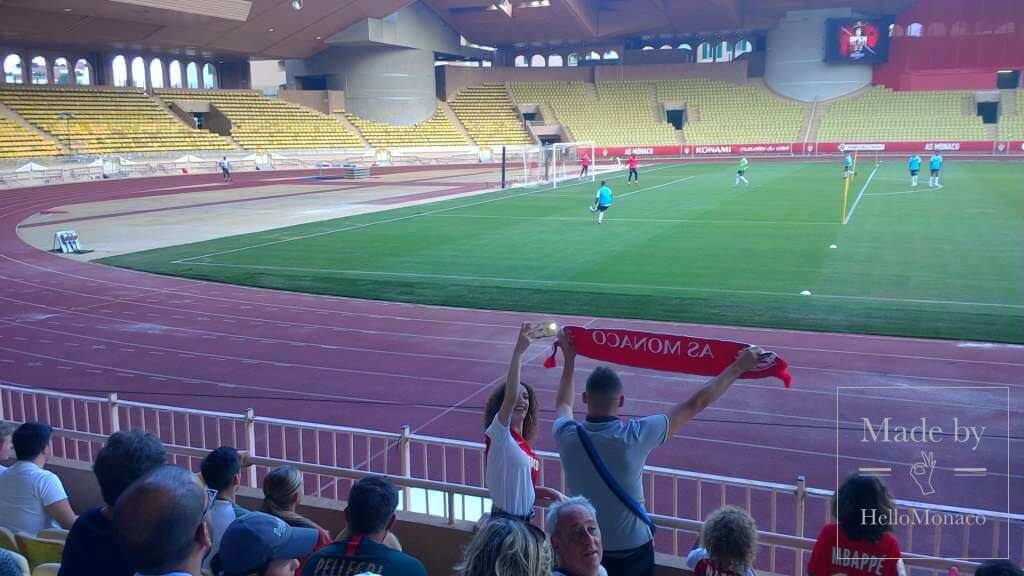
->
[[0, 1, 1020, 575]]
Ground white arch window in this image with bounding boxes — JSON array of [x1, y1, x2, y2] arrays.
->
[[548, 54, 564, 67], [482, 60, 492, 67], [150, 59, 165, 88], [514, 55, 527, 67], [530, 54, 546, 67], [715, 41, 732, 62], [586, 51, 600, 60], [112, 55, 128, 87], [202, 63, 217, 88], [642, 45, 655, 51], [603, 50, 619, 60], [53, 58, 70, 84], [74, 59, 92, 85], [677, 43, 692, 51], [889, 23, 904, 37], [30, 56, 47, 84], [926, 22, 946, 37], [131, 56, 147, 88], [567, 53, 580, 66], [169, 60, 183, 88], [659, 44, 673, 50], [186, 62, 199, 88], [3, 54, 23, 84], [734, 39, 753, 58], [696, 42, 714, 62], [907, 22, 924, 37]]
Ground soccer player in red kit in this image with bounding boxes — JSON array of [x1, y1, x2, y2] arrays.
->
[[579, 154, 590, 180], [627, 154, 639, 186]]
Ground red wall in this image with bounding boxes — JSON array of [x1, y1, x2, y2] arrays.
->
[[874, 0, 1024, 91]]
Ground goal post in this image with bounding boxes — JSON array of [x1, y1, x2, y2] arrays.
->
[[501, 141, 602, 189]]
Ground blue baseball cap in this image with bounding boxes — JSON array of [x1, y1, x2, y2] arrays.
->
[[217, 512, 318, 576]]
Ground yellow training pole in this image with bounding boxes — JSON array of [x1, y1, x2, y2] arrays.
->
[[841, 173, 851, 224]]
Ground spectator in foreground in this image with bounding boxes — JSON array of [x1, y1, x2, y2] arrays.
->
[[808, 474, 905, 576], [59, 430, 167, 576], [213, 512, 318, 576], [976, 560, 1024, 576], [686, 506, 758, 576], [545, 497, 605, 576], [0, 548, 25, 576], [261, 465, 332, 575], [456, 516, 551, 576], [553, 332, 763, 576], [0, 422, 77, 534], [201, 446, 249, 572], [114, 465, 213, 576], [302, 475, 426, 576], [0, 421, 15, 469], [484, 323, 565, 521]]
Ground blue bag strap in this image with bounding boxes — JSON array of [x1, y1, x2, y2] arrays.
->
[[572, 422, 656, 534]]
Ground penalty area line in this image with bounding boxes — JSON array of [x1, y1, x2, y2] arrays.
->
[[843, 165, 878, 225]]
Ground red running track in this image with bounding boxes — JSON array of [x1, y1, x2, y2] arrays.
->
[[0, 170, 1021, 563]]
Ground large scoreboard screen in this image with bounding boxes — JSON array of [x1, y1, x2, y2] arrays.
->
[[824, 17, 894, 64]]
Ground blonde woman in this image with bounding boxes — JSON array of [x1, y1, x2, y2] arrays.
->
[[456, 516, 552, 576], [687, 506, 758, 576], [261, 465, 332, 576]]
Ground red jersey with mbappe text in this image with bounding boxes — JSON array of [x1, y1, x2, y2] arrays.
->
[[808, 523, 905, 576]]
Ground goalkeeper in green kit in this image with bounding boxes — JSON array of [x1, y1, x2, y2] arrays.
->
[[734, 157, 750, 186]]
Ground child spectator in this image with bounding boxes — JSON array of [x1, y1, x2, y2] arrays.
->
[[686, 506, 758, 576], [809, 474, 906, 576]]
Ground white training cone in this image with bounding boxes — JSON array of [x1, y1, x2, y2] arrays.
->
[[829, 244, 838, 249], [800, 290, 812, 296]]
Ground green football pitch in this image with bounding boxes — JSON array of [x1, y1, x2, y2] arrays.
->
[[102, 159, 1024, 343]]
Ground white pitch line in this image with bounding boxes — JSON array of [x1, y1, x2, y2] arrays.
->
[[429, 214, 835, 226], [175, 262, 1024, 310], [867, 185, 944, 197], [173, 164, 679, 263], [843, 165, 878, 225], [617, 175, 695, 198]]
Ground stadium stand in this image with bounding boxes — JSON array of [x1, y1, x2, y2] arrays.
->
[[656, 78, 806, 144], [0, 117, 63, 159], [998, 91, 1024, 141], [509, 81, 677, 146], [156, 89, 364, 150], [343, 108, 469, 148], [448, 84, 533, 146], [817, 86, 987, 142], [0, 86, 233, 155]]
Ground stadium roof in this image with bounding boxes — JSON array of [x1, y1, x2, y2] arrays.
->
[[0, 0, 913, 58]]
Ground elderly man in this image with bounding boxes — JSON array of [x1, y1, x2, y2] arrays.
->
[[546, 497, 606, 576]]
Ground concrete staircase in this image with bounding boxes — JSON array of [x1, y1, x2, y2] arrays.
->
[[438, 101, 475, 145], [801, 100, 830, 145], [0, 101, 69, 154], [329, 112, 372, 148]]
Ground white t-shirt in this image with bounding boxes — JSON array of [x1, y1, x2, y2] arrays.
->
[[203, 499, 238, 572], [485, 415, 536, 517], [0, 460, 69, 535]]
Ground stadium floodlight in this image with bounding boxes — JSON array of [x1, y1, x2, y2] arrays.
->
[[291, 0, 303, 10]]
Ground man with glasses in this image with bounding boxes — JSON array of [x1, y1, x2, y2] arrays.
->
[[114, 465, 215, 576]]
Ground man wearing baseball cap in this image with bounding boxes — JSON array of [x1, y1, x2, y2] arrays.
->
[[214, 512, 318, 576]]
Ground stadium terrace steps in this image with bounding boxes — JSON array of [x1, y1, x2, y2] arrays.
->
[[343, 108, 470, 149], [817, 86, 987, 142], [156, 89, 364, 150], [0, 101, 67, 159], [996, 91, 1024, 140], [448, 84, 533, 146], [0, 85, 235, 155]]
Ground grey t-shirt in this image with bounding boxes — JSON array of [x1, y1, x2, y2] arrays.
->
[[553, 414, 669, 551]]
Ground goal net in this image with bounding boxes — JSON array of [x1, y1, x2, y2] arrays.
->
[[508, 142, 609, 189]]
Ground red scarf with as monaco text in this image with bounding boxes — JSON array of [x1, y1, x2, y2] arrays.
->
[[544, 326, 792, 387]]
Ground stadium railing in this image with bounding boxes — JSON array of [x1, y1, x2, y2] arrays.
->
[[1, 383, 1017, 576]]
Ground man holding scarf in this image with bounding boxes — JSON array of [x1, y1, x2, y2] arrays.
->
[[552, 331, 764, 576]]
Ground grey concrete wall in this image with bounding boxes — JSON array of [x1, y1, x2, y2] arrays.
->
[[765, 8, 872, 102]]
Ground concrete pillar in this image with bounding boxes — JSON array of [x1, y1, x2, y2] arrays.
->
[[328, 47, 436, 124]]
